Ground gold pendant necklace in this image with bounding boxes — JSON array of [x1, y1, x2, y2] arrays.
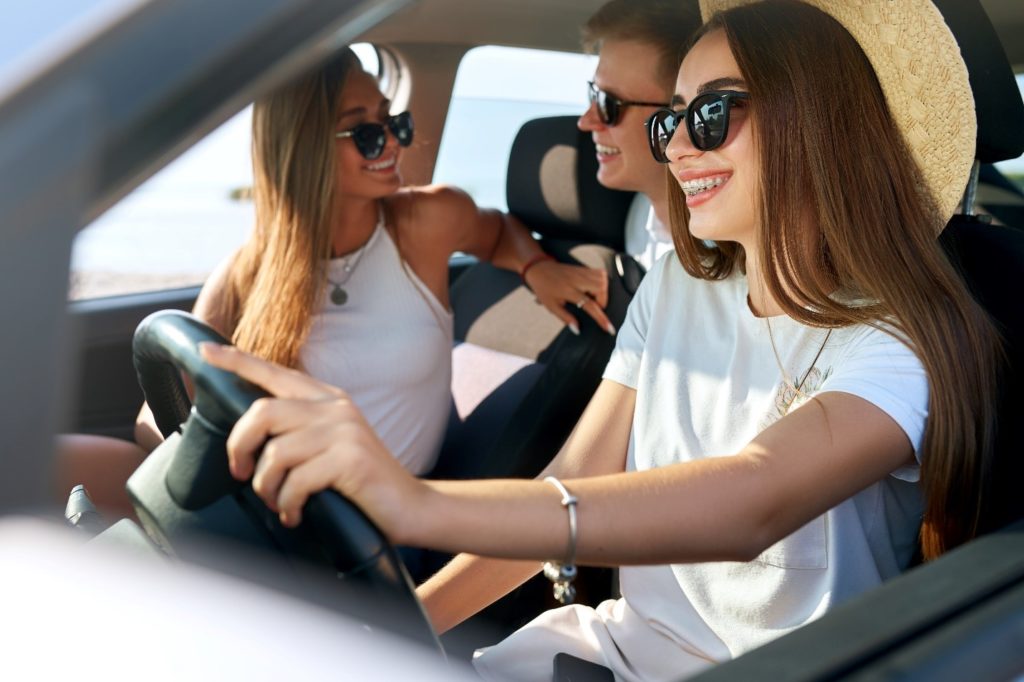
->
[[766, 316, 833, 414]]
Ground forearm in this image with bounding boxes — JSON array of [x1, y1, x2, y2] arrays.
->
[[484, 210, 544, 273], [417, 553, 540, 634], [407, 394, 918, 568], [410, 461, 770, 567], [415, 379, 633, 632], [415, 438, 613, 635]]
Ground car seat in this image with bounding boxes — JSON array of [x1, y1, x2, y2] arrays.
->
[[429, 115, 641, 481], [933, 0, 1024, 535], [423, 116, 640, 650]]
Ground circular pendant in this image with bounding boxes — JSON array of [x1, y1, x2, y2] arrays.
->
[[330, 285, 348, 306]]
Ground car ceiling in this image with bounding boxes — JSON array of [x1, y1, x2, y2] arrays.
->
[[360, 0, 1024, 71]]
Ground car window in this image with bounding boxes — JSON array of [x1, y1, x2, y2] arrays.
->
[[993, 74, 1024, 191], [69, 107, 255, 300], [432, 46, 597, 211], [68, 43, 384, 301]]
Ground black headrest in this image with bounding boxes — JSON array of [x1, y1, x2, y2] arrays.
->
[[505, 116, 634, 250], [934, 0, 1024, 163]]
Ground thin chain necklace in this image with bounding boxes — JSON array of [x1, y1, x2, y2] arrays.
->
[[765, 316, 833, 413], [326, 204, 384, 306]]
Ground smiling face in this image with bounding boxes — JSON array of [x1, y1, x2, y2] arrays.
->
[[577, 38, 671, 197], [667, 29, 757, 247], [333, 69, 404, 200]]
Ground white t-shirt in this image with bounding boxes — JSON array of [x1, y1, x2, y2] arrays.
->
[[474, 254, 928, 681], [624, 194, 674, 271]]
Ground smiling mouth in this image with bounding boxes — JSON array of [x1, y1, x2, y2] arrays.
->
[[365, 156, 397, 171], [679, 174, 728, 197], [595, 143, 621, 156]]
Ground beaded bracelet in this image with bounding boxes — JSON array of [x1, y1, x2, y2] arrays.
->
[[542, 476, 578, 605], [519, 253, 555, 285]]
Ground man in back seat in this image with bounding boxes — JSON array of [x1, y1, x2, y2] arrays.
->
[[577, 0, 701, 270]]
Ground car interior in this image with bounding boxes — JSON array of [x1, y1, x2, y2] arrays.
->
[[437, 114, 640, 483], [2, 0, 1023, 679]]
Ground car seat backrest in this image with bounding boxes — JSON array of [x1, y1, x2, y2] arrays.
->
[[433, 116, 636, 481], [934, 0, 1024, 531], [934, 0, 1024, 164], [504, 116, 628, 250]]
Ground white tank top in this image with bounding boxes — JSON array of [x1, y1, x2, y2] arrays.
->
[[300, 218, 454, 475]]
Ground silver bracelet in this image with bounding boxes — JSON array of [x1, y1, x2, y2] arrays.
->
[[542, 475, 578, 605]]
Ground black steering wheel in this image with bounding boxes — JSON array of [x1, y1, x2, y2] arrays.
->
[[131, 310, 441, 653]]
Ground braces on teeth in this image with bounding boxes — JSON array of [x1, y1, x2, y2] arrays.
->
[[681, 176, 725, 196]]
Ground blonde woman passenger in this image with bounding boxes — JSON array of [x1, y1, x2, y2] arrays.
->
[[56, 48, 612, 517], [205, 1, 1004, 679]]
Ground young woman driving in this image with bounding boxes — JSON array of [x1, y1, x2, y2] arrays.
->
[[203, 1, 1002, 679]]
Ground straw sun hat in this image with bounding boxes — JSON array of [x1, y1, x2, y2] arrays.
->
[[698, 0, 976, 224]]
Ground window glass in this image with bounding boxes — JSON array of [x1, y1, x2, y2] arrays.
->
[[69, 43, 382, 300], [69, 108, 255, 300], [992, 74, 1024, 191], [350, 43, 380, 77], [432, 46, 597, 211]]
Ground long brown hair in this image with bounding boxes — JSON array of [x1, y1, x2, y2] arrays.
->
[[216, 48, 362, 368], [670, 1, 1002, 559]]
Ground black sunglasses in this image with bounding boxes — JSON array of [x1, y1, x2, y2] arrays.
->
[[587, 81, 666, 127], [335, 111, 414, 160], [645, 91, 750, 163]]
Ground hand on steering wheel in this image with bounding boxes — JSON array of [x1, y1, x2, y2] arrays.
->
[[201, 343, 423, 538]]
